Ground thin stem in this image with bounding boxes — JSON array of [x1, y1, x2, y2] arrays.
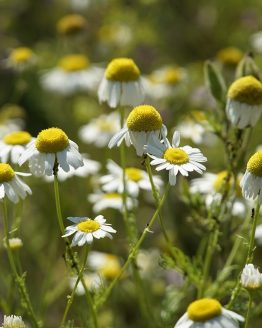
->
[[246, 199, 260, 263], [96, 184, 171, 309], [244, 292, 252, 328], [2, 199, 40, 328], [60, 246, 90, 328], [53, 174, 98, 328]]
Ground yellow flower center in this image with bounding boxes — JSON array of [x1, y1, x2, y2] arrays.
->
[[217, 47, 243, 65], [0, 163, 15, 183], [187, 298, 222, 322], [4, 131, 32, 145], [10, 47, 33, 63], [228, 76, 262, 105], [164, 68, 183, 85], [77, 219, 100, 233], [126, 105, 163, 132], [191, 110, 206, 122], [247, 150, 262, 177], [213, 171, 242, 196], [164, 148, 189, 165], [59, 55, 89, 72], [57, 14, 87, 35], [104, 193, 121, 199], [98, 255, 121, 279], [35, 128, 69, 153], [105, 58, 140, 81], [125, 167, 143, 182], [96, 120, 115, 132]]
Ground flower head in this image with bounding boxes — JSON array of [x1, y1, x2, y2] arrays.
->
[[174, 298, 244, 328], [98, 57, 144, 108], [241, 263, 262, 289], [88, 251, 122, 279], [240, 150, 262, 203], [145, 131, 207, 186], [1, 315, 25, 328], [56, 14, 87, 35], [0, 163, 31, 203], [226, 76, 262, 129], [7, 47, 36, 71], [62, 215, 116, 246], [109, 105, 166, 156], [216, 47, 243, 66], [19, 127, 83, 177], [4, 238, 23, 250]]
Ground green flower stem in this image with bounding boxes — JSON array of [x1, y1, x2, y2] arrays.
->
[[96, 184, 171, 309], [198, 226, 219, 298], [60, 245, 90, 328], [53, 174, 98, 328], [244, 291, 253, 328], [1, 199, 40, 328], [145, 156, 172, 244]]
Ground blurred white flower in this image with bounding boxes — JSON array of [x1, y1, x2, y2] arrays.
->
[[88, 251, 122, 279], [100, 159, 162, 197], [69, 273, 102, 295], [6, 47, 36, 71], [250, 31, 262, 53], [1, 314, 26, 328], [79, 112, 120, 148], [88, 191, 137, 213], [241, 263, 262, 289]]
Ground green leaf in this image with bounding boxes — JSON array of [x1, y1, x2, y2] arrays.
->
[[204, 60, 226, 103]]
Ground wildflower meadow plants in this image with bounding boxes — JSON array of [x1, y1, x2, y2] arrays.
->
[[2, 2, 262, 328]]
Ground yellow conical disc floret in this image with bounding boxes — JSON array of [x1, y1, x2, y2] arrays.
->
[[10, 47, 33, 63], [4, 131, 32, 145], [247, 150, 262, 177], [217, 47, 243, 65], [228, 76, 262, 105], [125, 168, 143, 181], [0, 163, 15, 183], [213, 171, 242, 196], [187, 298, 222, 322], [59, 55, 89, 72], [105, 58, 140, 81], [57, 14, 87, 35], [164, 148, 189, 165], [35, 128, 69, 153], [127, 105, 162, 132], [164, 67, 183, 85], [77, 219, 100, 232]]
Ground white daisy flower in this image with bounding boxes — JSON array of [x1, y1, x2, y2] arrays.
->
[[1, 315, 26, 328], [226, 76, 262, 129], [216, 47, 243, 66], [109, 104, 167, 156], [174, 298, 244, 328], [6, 47, 36, 71], [0, 131, 33, 164], [3, 238, 23, 250], [79, 111, 120, 147], [44, 154, 100, 182], [69, 273, 102, 295], [190, 171, 246, 217], [18, 127, 83, 177], [0, 163, 31, 203], [255, 224, 262, 245], [100, 159, 162, 197], [98, 57, 144, 108], [88, 191, 137, 213], [240, 150, 262, 204], [145, 131, 207, 186], [56, 14, 87, 36], [62, 215, 116, 246], [241, 263, 262, 289], [88, 251, 122, 279], [41, 54, 103, 95]]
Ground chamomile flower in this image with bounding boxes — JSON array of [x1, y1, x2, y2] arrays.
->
[[0, 131, 33, 164], [0, 163, 31, 203], [190, 171, 246, 216], [241, 263, 262, 289], [109, 104, 166, 156], [100, 159, 162, 197], [240, 150, 262, 204], [79, 111, 120, 147], [88, 251, 122, 279], [41, 54, 103, 95], [255, 224, 262, 245], [88, 191, 136, 213], [145, 131, 207, 186], [18, 127, 83, 177], [56, 14, 87, 36], [174, 298, 244, 328], [98, 57, 144, 108], [226, 76, 262, 129], [62, 215, 116, 246], [44, 154, 100, 182], [7, 47, 36, 71], [4, 238, 23, 250], [216, 47, 243, 66], [69, 273, 102, 295], [1, 315, 26, 328]]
